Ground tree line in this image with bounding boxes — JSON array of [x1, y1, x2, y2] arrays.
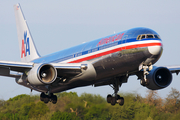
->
[[0, 88, 180, 120]]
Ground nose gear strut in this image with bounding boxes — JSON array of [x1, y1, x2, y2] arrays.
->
[[139, 65, 153, 86]]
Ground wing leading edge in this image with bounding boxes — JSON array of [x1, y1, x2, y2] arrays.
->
[[0, 60, 85, 78], [166, 66, 180, 75]]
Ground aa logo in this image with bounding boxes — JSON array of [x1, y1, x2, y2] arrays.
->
[[21, 31, 30, 58]]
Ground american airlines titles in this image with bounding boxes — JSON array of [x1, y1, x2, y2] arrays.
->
[[97, 33, 124, 46]]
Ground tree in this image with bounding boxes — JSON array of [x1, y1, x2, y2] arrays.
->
[[28, 101, 49, 118], [51, 111, 80, 120], [167, 88, 180, 103], [164, 88, 180, 113], [144, 90, 163, 109]]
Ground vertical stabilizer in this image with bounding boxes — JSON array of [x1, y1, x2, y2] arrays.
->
[[14, 3, 40, 62]]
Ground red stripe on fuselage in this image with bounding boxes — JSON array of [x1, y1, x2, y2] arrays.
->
[[68, 42, 162, 63]]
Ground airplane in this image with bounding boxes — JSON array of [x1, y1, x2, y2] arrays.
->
[[1, 3, 179, 106]]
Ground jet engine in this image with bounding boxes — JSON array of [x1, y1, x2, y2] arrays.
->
[[27, 64, 57, 85], [145, 67, 172, 90]]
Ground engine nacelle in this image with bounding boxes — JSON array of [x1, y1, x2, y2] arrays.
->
[[27, 64, 57, 85], [146, 66, 172, 90]]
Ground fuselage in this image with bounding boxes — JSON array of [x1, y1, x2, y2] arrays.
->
[[31, 27, 163, 93]]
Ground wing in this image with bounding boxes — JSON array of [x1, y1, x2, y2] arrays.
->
[[166, 66, 180, 75], [0, 61, 33, 77], [0, 60, 85, 78]]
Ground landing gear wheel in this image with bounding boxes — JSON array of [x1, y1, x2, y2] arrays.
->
[[107, 77, 126, 106], [51, 95, 57, 104], [111, 97, 116, 106], [44, 96, 50, 103], [116, 95, 124, 106], [117, 95, 120, 99], [107, 94, 112, 103], [140, 79, 146, 86], [40, 92, 46, 101], [40, 92, 57, 104], [119, 97, 124, 106], [140, 79, 149, 86], [145, 79, 149, 85]]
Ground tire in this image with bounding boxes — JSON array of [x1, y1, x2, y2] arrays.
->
[[111, 97, 116, 105], [140, 79, 146, 86], [117, 95, 120, 100], [145, 79, 149, 85], [44, 95, 49, 104], [40, 92, 46, 101], [51, 95, 57, 104], [107, 94, 112, 103], [119, 97, 124, 106]]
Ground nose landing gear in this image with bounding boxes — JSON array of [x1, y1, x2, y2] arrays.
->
[[139, 65, 153, 86]]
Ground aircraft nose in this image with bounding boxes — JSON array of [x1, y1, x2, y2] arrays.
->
[[148, 45, 163, 55]]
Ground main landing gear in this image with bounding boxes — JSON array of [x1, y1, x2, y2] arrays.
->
[[106, 79, 124, 106], [40, 92, 57, 104], [107, 94, 124, 106]]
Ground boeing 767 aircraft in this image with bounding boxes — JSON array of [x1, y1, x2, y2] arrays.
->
[[1, 3, 179, 105]]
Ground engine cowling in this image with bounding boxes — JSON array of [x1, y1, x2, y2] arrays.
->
[[146, 66, 172, 90], [27, 64, 57, 85]]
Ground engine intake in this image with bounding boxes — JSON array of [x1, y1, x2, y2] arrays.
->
[[28, 64, 57, 85], [146, 67, 172, 90]]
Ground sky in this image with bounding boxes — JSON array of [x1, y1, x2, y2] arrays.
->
[[0, 0, 180, 100]]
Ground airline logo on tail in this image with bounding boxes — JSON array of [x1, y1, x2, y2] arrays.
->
[[21, 31, 30, 58], [16, 6, 19, 10]]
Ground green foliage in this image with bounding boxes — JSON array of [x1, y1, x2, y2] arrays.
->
[[56, 91, 78, 98], [51, 111, 80, 120], [79, 93, 106, 104], [84, 104, 110, 120], [20, 102, 36, 116], [8, 94, 28, 102], [0, 94, 48, 120], [1, 89, 180, 120], [19, 101, 49, 118], [28, 101, 49, 118]]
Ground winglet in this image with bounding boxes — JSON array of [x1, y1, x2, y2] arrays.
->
[[14, 3, 40, 62]]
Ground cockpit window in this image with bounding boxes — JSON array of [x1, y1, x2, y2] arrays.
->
[[141, 35, 146, 39], [137, 35, 141, 40], [154, 35, 160, 39], [147, 35, 154, 38], [137, 34, 160, 40]]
